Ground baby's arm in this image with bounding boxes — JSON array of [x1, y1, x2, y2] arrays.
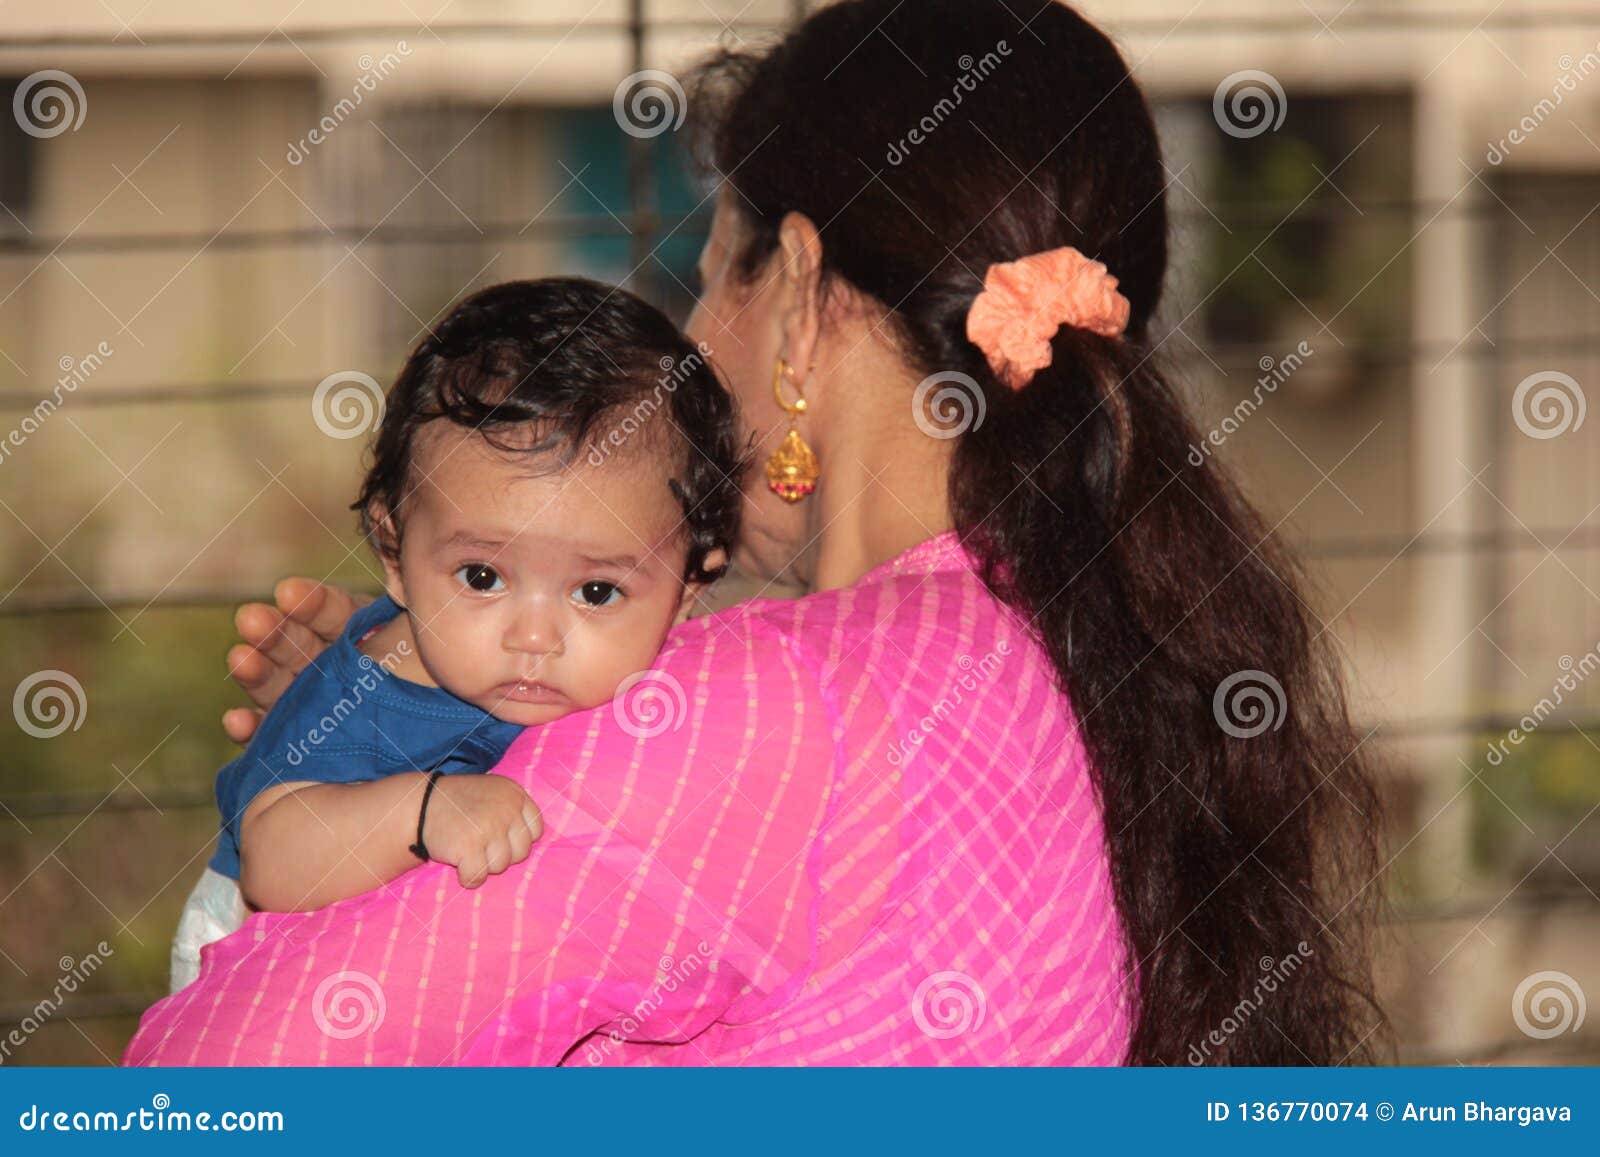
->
[[238, 772, 543, 912]]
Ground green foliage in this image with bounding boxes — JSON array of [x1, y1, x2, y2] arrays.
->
[[1469, 731, 1600, 875]]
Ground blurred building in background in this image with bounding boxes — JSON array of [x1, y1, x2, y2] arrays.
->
[[1, 0, 1597, 1064]]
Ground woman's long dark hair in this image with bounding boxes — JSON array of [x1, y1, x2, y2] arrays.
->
[[689, 0, 1386, 1064]]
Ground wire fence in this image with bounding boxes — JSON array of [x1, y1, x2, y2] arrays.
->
[[2, 1, 1598, 1063]]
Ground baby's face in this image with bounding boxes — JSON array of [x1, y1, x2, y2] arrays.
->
[[377, 422, 703, 727]]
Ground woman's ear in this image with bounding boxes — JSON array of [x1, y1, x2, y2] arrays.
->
[[776, 211, 824, 387]]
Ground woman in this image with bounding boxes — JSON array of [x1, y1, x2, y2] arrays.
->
[[126, 0, 1383, 1065]]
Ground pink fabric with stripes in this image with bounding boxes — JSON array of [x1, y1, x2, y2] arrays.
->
[[124, 531, 1131, 1066]]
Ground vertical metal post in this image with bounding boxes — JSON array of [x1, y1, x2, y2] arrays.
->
[[1410, 74, 1491, 1055], [1483, 176, 1510, 717], [626, 0, 659, 302]]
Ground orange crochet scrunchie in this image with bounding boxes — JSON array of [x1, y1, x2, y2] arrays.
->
[[965, 245, 1131, 390]]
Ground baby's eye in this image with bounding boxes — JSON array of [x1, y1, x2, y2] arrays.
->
[[573, 580, 622, 608], [455, 563, 504, 593]]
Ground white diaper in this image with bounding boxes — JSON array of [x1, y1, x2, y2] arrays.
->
[[169, 866, 246, 994]]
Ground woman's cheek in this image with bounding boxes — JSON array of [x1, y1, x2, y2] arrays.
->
[[695, 292, 767, 437]]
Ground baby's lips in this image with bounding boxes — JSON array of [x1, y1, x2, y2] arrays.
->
[[489, 678, 569, 705]]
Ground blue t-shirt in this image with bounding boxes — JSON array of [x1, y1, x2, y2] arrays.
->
[[208, 594, 524, 879]]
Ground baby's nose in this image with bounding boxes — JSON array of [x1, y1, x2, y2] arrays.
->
[[503, 602, 566, 657]]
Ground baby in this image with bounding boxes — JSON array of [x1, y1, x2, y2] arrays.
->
[[171, 277, 746, 992]]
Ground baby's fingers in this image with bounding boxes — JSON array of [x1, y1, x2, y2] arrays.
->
[[456, 852, 488, 889], [521, 801, 544, 842], [506, 820, 534, 865]]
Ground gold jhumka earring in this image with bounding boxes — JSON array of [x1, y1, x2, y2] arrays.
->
[[764, 356, 819, 502]]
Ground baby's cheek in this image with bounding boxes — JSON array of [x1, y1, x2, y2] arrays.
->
[[590, 609, 680, 700], [420, 601, 501, 686]]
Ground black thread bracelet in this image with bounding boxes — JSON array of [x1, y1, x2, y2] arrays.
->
[[409, 769, 445, 862]]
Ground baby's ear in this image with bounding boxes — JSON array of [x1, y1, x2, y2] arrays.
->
[[367, 502, 408, 607], [673, 582, 704, 626], [700, 546, 729, 576], [673, 547, 728, 625]]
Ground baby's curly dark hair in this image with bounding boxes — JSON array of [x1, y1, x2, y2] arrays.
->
[[352, 277, 748, 586]]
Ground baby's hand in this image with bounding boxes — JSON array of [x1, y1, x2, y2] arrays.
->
[[423, 775, 544, 889]]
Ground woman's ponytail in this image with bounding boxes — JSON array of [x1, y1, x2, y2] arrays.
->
[[952, 325, 1385, 1063]]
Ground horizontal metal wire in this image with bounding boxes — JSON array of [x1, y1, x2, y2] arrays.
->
[[3, 785, 215, 820], [3, 712, 1596, 827], [11, 881, 1600, 1031], [0, 992, 158, 1030], [0, 195, 1583, 259], [0, 213, 647, 257], [1, 7, 1598, 53], [8, 328, 1600, 418], [5, 522, 1600, 621], [1399, 1032, 1600, 1065], [11, 1000, 1600, 1050], [0, 380, 311, 410]]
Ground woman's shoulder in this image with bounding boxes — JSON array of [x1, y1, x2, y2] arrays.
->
[[675, 537, 1011, 659], [659, 542, 1012, 683]]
